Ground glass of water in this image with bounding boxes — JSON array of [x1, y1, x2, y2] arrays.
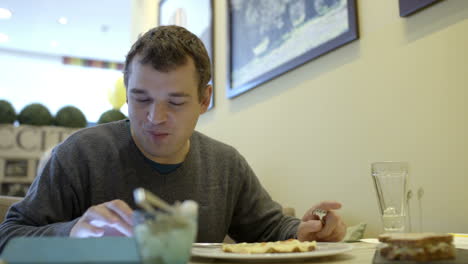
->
[[371, 161, 408, 233]]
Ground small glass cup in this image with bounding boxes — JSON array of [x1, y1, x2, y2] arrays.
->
[[133, 207, 197, 264], [371, 161, 408, 233]]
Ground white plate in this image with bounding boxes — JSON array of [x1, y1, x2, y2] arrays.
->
[[191, 242, 353, 260]]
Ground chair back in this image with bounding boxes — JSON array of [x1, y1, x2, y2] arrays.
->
[[0, 195, 22, 221]]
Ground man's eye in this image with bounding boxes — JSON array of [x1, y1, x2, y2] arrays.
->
[[136, 98, 150, 103], [169, 101, 185, 106]]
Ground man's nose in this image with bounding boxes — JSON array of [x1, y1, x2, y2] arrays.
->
[[147, 102, 167, 124]]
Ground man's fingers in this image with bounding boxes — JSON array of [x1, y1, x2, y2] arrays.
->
[[301, 220, 323, 232], [71, 200, 135, 238], [302, 201, 342, 221], [85, 203, 133, 237], [89, 219, 133, 237], [104, 200, 134, 236], [297, 220, 323, 241], [316, 211, 339, 239], [298, 201, 346, 242], [315, 201, 342, 211], [105, 200, 134, 225], [86, 205, 122, 224], [72, 222, 105, 238], [85, 223, 105, 237], [319, 221, 347, 242]]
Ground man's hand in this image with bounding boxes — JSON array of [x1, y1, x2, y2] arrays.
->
[[296, 201, 346, 242], [70, 199, 134, 238]]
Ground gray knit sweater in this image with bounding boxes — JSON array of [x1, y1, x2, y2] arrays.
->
[[0, 120, 299, 251]]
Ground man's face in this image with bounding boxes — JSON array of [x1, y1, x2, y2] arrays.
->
[[126, 56, 211, 164]]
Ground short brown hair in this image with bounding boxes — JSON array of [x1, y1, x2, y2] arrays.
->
[[124, 25, 211, 102]]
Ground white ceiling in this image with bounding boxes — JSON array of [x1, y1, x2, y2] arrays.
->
[[0, 0, 132, 62]]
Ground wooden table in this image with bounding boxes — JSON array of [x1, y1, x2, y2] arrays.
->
[[190, 242, 378, 264]]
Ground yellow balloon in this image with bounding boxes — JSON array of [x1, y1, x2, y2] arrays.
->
[[108, 76, 126, 110]]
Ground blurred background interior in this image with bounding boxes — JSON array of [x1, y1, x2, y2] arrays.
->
[[0, 0, 133, 123]]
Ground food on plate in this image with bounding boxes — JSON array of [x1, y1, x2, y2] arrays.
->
[[222, 239, 316, 254], [378, 232, 456, 262]]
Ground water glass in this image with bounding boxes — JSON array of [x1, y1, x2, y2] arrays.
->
[[371, 161, 408, 233]]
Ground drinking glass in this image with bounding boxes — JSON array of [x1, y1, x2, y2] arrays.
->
[[371, 161, 408, 233], [133, 206, 197, 264]]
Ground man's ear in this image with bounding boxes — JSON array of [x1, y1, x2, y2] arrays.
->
[[200, 85, 213, 113]]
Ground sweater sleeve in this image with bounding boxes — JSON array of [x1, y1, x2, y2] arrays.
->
[[0, 147, 85, 252], [227, 153, 300, 242]]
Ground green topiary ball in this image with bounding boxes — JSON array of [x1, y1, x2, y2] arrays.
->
[[97, 109, 127, 124], [54, 106, 87, 128], [18, 103, 54, 126], [0, 100, 17, 124]]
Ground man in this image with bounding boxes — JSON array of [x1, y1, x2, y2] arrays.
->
[[0, 26, 346, 251]]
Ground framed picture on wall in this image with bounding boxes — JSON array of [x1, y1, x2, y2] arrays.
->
[[399, 0, 441, 17], [227, 0, 358, 98], [159, 0, 215, 110]]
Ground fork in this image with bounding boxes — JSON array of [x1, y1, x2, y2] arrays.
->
[[312, 208, 328, 224], [133, 187, 175, 214]]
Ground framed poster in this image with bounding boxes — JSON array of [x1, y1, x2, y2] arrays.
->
[[399, 0, 441, 17], [227, 0, 358, 98], [159, 0, 215, 109]]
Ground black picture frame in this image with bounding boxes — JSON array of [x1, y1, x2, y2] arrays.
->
[[227, 0, 358, 98], [399, 0, 441, 17], [159, 0, 215, 109]]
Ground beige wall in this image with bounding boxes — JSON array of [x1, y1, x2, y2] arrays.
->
[[142, 0, 468, 237]]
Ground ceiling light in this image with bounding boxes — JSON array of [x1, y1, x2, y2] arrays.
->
[[0, 8, 12, 19], [58, 17, 68, 25], [0, 33, 9, 43]]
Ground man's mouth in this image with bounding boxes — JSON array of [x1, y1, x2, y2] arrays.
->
[[146, 131, 170, 140], [153, 132, 169, 136]]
